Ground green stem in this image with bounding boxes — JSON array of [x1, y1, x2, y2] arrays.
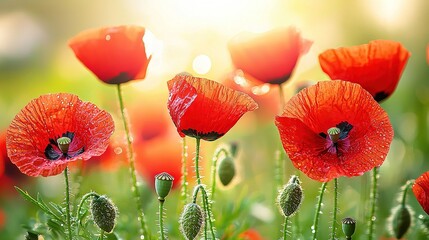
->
[[401, 180, 415, 207], [195, 138, 202, 185], [210, 147, 230, 200], [76, 192, 100, 234], [100, 230, 105, 240], [64, 167, 73, 240], [367, 167, 379, 240], [276, 83, 287, 191], [116, 84, 149, 239], [312, 182, 327, 240], [159, 200, 165, 240], [331, 178, 338, 240], [283, 216, 289, 240], [181, 137, 189, 205], [192, 184, 216, 240]]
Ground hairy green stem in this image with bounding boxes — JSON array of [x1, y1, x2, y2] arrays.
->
[[64, 167, 73, 240], [210, 146, 230, 200], [195, 138, 202, 185], [193, 184, 216, 239], [331, 178, 338, 240], [100, 230, 104, 240], [158, 200, 165, 240], [116, 84, 149, 239], [401, 180, 415, 207], [367, 167, 379, 240], [76, 192, 100, 234], [283, 216, 289, 240], [312, 182, 327, 240], [181, 137, 189, 205]]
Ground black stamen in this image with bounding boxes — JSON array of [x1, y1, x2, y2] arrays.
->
[[44, 145, 61, 160], [336, 121, 353, 139], [182, 129, 224, 141]]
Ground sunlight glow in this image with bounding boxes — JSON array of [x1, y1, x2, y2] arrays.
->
[[192, 54, 212, 75]]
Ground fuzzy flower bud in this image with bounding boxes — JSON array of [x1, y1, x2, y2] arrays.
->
[[389, 205, 412, 239], [155, 172, 174, 201], [218, 155, 236, 186], [179, 203, 205, 240], [277, 175, 303, 217], [90, 195, 117, 233]]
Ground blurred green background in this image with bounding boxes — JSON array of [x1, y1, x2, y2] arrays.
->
[[1, 0, 429, 239]]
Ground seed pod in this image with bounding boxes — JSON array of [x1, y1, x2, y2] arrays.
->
[[341, 217, 356, 238], [90, 195, 117, 233], [389, 205, 412, 239], [179, 203, 205, 240], [218, 155, 236, 186], [155, 172, 174, 201], [277, 175, 303, 217]]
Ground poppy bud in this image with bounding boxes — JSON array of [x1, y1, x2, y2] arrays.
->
[[341, 217, 356, 239], [155, 172, 174, 201], [179, 203, 205, 240], [218, 156, 236, 186], [389, 205, 412, 239], [90, 195, 117, 233], [277, 175, 303, 217]]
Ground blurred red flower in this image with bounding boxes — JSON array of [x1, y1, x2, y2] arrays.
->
[[413, 171, 429, 215], [135, 136, 188, 189], [6, 93, 115, 177], [0, 130, 28, 195], [69, 25, 152, 84], [319, 40, 410, 102], [167, 73, 258, 141], [275, 81, 393, 182], [228, 27, 312, 85], [238, 229, 264, 240], [222, 70, 280, 120]]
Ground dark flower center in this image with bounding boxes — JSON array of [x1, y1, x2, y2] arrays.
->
[[182, 129, 224, 141], [44, 131, 85, 160], [319, 121, 353, 156], [374, 91, 389, 102]]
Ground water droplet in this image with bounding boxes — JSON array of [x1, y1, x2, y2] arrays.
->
[[140, 235, 144, 239], [371, 216, 376, 221], [105, 34, 111, 41]]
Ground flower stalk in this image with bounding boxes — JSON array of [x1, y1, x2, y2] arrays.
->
[[367, 167, 379, 240], [331, 178, 338, 240], [312, 182, 327, 240], [210, 145, 230, 200], [116, 84, 149, 239], [64, 167, 73, 240], [181, 137, 189, 205], [192, 184, 216, 240]]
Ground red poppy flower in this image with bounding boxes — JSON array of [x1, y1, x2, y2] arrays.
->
[[0, 130, 28, 194], [238, 229, 264, 240], [275, 80, 393, 182], [6, 93, 115, 177], [167, 73, 258, 141], [69, 25, 152, 84], [319, 40, 410, 102], [135, 136, 190, 189], [222, 70, 280, 120], [228, 27, 312, 85], [412, 171, 429, 215]]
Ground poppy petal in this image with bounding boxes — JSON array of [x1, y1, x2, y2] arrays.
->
[[319, 40, 410, 102], [6, 93, 114, 177], [167, 74, 258, 141], [275, 80, 393, 182], [413, 171, 429, 215], [229, 27, 312, 85], [69, 25, 151, 84]]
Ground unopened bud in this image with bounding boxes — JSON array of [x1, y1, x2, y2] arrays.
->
[[179, 203, 205, 240], [277, 175, 303, 217], [90, 195, 117, 233], [218, 156, 236, 186]]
